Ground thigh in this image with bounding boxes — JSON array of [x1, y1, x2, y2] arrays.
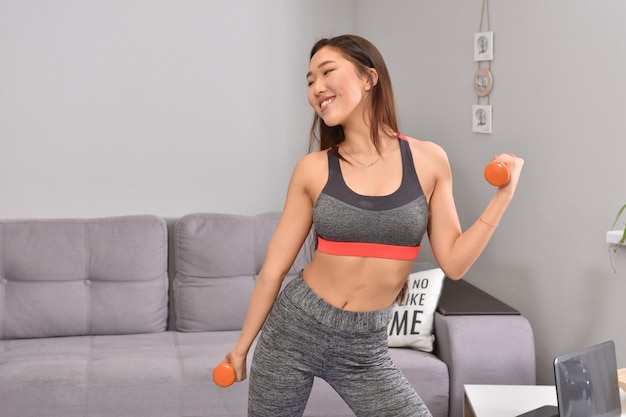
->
[[248, 299, 318, 417], [248, 340, 315, 417], [326, 337, 432, 417]]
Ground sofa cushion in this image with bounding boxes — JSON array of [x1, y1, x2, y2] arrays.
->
[[1, 330, 446, 417], [0, 333, 184, 417], [388, 268, 445, 352], [173, 212, 313, 332], [0, 215, 169, 339]]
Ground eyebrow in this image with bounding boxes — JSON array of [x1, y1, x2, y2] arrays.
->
[[306, 60, 337, 79]]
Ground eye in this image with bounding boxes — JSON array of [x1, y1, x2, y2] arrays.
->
[[323, 69, 334, 76]]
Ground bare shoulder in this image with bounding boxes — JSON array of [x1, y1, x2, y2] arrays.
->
[[292, 150, 327, 180], [296, 149, 327, 168], [290, 150, 329, 201], [403, 135, 449, 164]]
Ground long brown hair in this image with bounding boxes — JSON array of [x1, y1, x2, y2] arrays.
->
[[307, 35, 399, 155]]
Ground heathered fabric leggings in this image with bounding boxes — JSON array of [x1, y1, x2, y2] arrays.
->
[[248, 272, 432, 417]]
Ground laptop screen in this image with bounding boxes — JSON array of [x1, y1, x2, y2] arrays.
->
[[553, 340, 621, 417]]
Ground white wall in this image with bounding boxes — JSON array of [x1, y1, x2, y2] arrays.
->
[[354, 0, 626, 383], [0, 0, 353, 218]]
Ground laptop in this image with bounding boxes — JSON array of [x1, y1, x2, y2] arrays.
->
[[518, 340, 621, 417]]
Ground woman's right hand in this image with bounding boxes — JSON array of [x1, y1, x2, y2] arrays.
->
[[225, 349, 248, 382]]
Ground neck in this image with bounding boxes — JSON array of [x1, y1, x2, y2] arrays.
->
[[341, 126, 396, 155]]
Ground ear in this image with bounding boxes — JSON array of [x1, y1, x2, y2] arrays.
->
[[364, 68, 379, 92]]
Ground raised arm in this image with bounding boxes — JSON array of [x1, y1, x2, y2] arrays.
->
[[426, 145, 524, 279]]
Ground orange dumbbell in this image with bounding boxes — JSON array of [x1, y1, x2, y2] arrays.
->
[[213, 361, 236, 388], [484, 154, 515, 186]]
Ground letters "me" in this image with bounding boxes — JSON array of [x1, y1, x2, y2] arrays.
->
[[388, 309, 424, 336]]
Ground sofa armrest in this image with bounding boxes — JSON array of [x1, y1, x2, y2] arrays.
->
[[434, 280, 536, 417]]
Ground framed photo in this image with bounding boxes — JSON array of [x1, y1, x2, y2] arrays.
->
[[472, 104, 492, 134], [474, 31, 493, 61], [474, 68, 493, 97]]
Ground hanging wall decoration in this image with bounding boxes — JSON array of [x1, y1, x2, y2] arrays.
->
[[473, 104, 492, 134], [473, 0, 493, 134], [474, 31, 493, 62]]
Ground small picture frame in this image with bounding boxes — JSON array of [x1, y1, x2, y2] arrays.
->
[[472, 104, 492, 134], [474, 31, 494, 61], [474, 68, 493, 97]]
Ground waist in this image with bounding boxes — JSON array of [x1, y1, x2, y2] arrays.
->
[[317, 236, 420, 261], [281, 272, 394, 332]]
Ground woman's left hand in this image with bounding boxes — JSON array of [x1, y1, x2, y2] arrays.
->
[[494, 153, 524, 193]]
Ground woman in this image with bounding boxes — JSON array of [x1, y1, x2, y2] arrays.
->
[[225, 34, 523, 417]]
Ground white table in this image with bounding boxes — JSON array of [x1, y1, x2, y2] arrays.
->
[[463, 384, 626, 417]]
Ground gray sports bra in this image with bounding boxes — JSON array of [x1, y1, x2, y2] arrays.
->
[[312, 135, 429, 260]]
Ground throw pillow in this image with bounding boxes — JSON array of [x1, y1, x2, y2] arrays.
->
[[387, 268, 445, 352]]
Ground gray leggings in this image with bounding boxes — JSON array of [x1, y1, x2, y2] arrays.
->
[[248, 273, 432, 417]]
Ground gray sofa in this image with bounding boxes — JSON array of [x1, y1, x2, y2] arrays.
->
[[0, 213, 536, 417]]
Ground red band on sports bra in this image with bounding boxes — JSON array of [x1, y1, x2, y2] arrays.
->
[[317, 237, 420, 261]]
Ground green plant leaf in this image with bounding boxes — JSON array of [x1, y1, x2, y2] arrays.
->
[[611, 203, 626, 229]]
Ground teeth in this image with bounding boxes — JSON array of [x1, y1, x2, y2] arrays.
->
[[321, 98, 334, 108]]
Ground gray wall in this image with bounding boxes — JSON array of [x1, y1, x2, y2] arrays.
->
[[354, 0, 626, 384], [0, 0, 353, 218], [1, 0, 625, 384]]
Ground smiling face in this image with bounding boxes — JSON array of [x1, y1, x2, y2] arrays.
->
[[306, 46, 376, 128]]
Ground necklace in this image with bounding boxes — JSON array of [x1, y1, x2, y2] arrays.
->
[[341, 148, 382, 167]]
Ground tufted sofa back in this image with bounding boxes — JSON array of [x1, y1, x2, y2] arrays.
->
[[172, 212, 313, 332], [0, 215, 169, 339]]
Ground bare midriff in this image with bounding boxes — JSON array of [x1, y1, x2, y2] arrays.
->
[[301, 251, 414, 312]]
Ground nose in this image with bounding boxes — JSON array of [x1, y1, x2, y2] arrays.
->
[[308, 82, 325, 107], [312, 80, 326, 96]]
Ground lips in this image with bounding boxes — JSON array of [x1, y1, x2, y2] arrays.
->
[[319, 96, 335, 112]]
